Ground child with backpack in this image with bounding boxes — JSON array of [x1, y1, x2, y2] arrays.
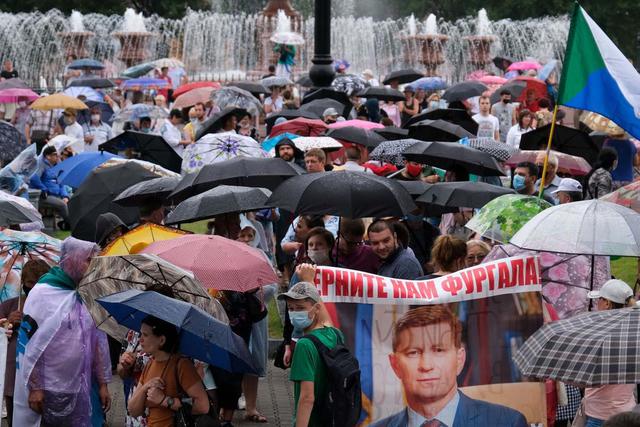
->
[[278, 264, 362, 427]]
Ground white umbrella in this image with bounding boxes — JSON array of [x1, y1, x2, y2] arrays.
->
[[153, 58, 185, 69], [270, 32, 305, 45], [181, 132, 267, 174], [260, 76, 293, 88], [510, 200, 640, 257], [293, 136, 343, 152]]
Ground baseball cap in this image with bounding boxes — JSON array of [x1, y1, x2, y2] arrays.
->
[[552, 178, 583, 194], [323, 107, 339, 118], [278, 282, 321, 303], [587, 279, 633, 304]]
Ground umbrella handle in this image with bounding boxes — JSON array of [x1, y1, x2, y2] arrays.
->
[[537, 105, 559, 199]]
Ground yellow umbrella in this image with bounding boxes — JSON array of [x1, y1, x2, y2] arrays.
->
[[31, 93, 88, 111], [102, 223, 189, 256]]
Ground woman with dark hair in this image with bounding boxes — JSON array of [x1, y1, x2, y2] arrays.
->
[[506, 109, 534, 148], [128, 315, 209, 426], [587, 147, 618, 198]]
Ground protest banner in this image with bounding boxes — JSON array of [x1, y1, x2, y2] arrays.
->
[[313, 255, 542, 305]]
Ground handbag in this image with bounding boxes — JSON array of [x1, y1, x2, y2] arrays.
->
[[172, 358, 220, 427], [273, 341, 289, 370], [570, 400, 586, 427]]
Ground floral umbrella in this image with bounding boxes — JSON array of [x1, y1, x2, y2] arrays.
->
[[181, 132, 267, 174], [484, 244, 610, 319], [465, 194, 552, 243], [368, 139, 421, 167], [0, 229, 61, 303], [600, 180, 640, 213]]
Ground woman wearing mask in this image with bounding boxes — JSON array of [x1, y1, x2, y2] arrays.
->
[[465, 239, 492, 268], [582, 279, 637, 426], [587, 147, 618, 199], [236, 216, 276, 423], [278, 264, 343, 427], [418, 235, 467, 279], [506, 109, 534, 148]]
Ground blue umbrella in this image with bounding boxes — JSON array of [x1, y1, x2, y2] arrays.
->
[[121, 63, 155, 79], [261, 132, 300, 152], [97, 289, 256, 373], [50, 151, 121, 188], [409, 77, 448, 91], [63, 86, 104, 103], [537, 60, 558, 82], [121, 78, 171, 91], [67, 58, 105, 70]]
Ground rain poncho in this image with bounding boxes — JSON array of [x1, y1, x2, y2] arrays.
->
[[14, 237, 111, 427]]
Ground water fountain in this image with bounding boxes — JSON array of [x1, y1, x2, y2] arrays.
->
[[57, 10, 94, 58], [112, 8, 156, 67], [463, 9, 496, 70], [402, 13, 449, 76]]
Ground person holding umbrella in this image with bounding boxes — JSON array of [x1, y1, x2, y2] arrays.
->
[[127, 315, 210, 425], [582, 279, 637, 427]]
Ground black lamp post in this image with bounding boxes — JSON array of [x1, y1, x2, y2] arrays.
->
[[308, 0, 335, 88]]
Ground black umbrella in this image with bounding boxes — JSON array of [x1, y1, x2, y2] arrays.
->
[[408, 119, 475, 142], [299, 98, 345, 118], [113, 176, 181, 207], [68, 162, 161, 240], [373, 126, 409, 141], [416, 181, 515, 209], [195, 107, 248, 140], [356, 87, 405, 102], [98, 131, 182, 173], [265, 109, 321, 128], [77, 100, 114, 126], [325, 126, 385, 149], [396, 180, 459, 216], [404, 108, 478, 134], [442, 81, 488, 103], [267, 171, 417, 218], [382, 69, 424, 85], [66, 76, 115, 89], [0, 122, 27, 167], [519, 124, 600, 164], [227, 81, 270, 97], [0, 198, 42, 226], [589, 131, 607, 151], [403, 141, 506, 176], [169, 157, 300, 203], [493, 56, 515, 71], [302, 88, 352, 118], [166, 185, 272, 225], [489, 80, 527, 104], [296, 74, 313, 87]]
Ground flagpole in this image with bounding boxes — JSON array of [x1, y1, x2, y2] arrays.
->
[[537, 104, 559, 198]]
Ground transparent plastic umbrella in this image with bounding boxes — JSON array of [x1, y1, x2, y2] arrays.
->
[[210, 87, 263, 117]]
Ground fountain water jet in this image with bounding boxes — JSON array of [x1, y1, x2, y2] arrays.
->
[[112, 8, 156, 67], [57, 10, 94, 59], [402, 13, 448, 76], [464, 9, 496, 70]]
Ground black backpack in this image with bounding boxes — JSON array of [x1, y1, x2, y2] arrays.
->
[[303, 332, 362, 427]]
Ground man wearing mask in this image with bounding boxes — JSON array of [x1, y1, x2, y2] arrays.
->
[[137, 117, 153, 134], [82, 106, 113, 152], [368, 220, 423, 280], [322, 108, 339, 125], [62, 109, 84, 147], [552, 178, 583, 204], [390, 159, 439, 183], [161, 109, 190, 156], [534, 151, 562, 204], [491, 90, 516, 143], [183, 107, 199, 142], [513, 162, 555, 204]]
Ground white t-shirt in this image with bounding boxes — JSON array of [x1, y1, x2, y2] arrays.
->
[[160, 119, 184, 156], [264, 96, 284, 113], [472, 113, 500, 140], [64, 121, 85, 152]]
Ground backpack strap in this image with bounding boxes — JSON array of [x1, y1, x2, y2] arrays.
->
[[302, 328, 343, 355]]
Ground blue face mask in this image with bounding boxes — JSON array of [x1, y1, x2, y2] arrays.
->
[[513, 174, 526, 191], [289, 310, 313, 331]]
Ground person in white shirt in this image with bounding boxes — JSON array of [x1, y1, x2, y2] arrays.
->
[[264, 86, 284, 114], [472, 96, 500, 140], [82, 106, 113, 152], [506, 109, 534, 149], [161, 109, 191, 156], [361, 69, 379, 87], [62, 108, 85, 152], [341, 147, 373, 173]]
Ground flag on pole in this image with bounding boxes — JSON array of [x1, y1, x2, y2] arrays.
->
[[558, 4, 640, 139]]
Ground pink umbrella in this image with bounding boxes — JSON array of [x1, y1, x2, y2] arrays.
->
[[140, 234, 278, 292], [506, 150, 591, 176], [507, 60, 542, 72], [0, 88, 39, 103], [328, 120, 384, 130], [478, 75, 508, 85], [173, 86, 216, 109]]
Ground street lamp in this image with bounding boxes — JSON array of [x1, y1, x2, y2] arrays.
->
[[308, 0, 335, 88]]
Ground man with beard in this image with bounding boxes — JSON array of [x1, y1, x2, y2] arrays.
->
[[274, 138, 305, 171]]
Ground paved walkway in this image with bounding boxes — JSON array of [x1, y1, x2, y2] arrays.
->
[[106, 363, 294, 427]]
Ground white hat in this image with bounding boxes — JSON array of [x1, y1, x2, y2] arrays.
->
[[362, 69, 374, 79], [587, 279, 633, 304], [323, 107, 339, 118], [552, 178, 583, 194]]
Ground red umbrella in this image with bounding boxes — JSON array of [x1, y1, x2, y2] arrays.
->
[[513, 76, 548, 102], [173, 81, 221, 98], [270, 117, 328, 138], [140, 235, 277, 292], [173, 87, 216, 109]]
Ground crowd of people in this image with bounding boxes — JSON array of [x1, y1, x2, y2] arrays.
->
[[0, 51, 640, 427]]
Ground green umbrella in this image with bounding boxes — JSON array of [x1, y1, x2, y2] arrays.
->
[[465, 194, 552, 243]]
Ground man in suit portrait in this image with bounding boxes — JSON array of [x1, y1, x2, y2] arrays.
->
[[371, 305, 528, 427]]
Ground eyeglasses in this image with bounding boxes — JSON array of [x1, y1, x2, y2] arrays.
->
[[466, 255, 485, 262], [340, 234, 364, 246]]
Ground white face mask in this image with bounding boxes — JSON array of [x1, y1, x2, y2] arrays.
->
[[91, 114, 101, 123], [307, 249, 331, 265], [18, 101, 27, 108]]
